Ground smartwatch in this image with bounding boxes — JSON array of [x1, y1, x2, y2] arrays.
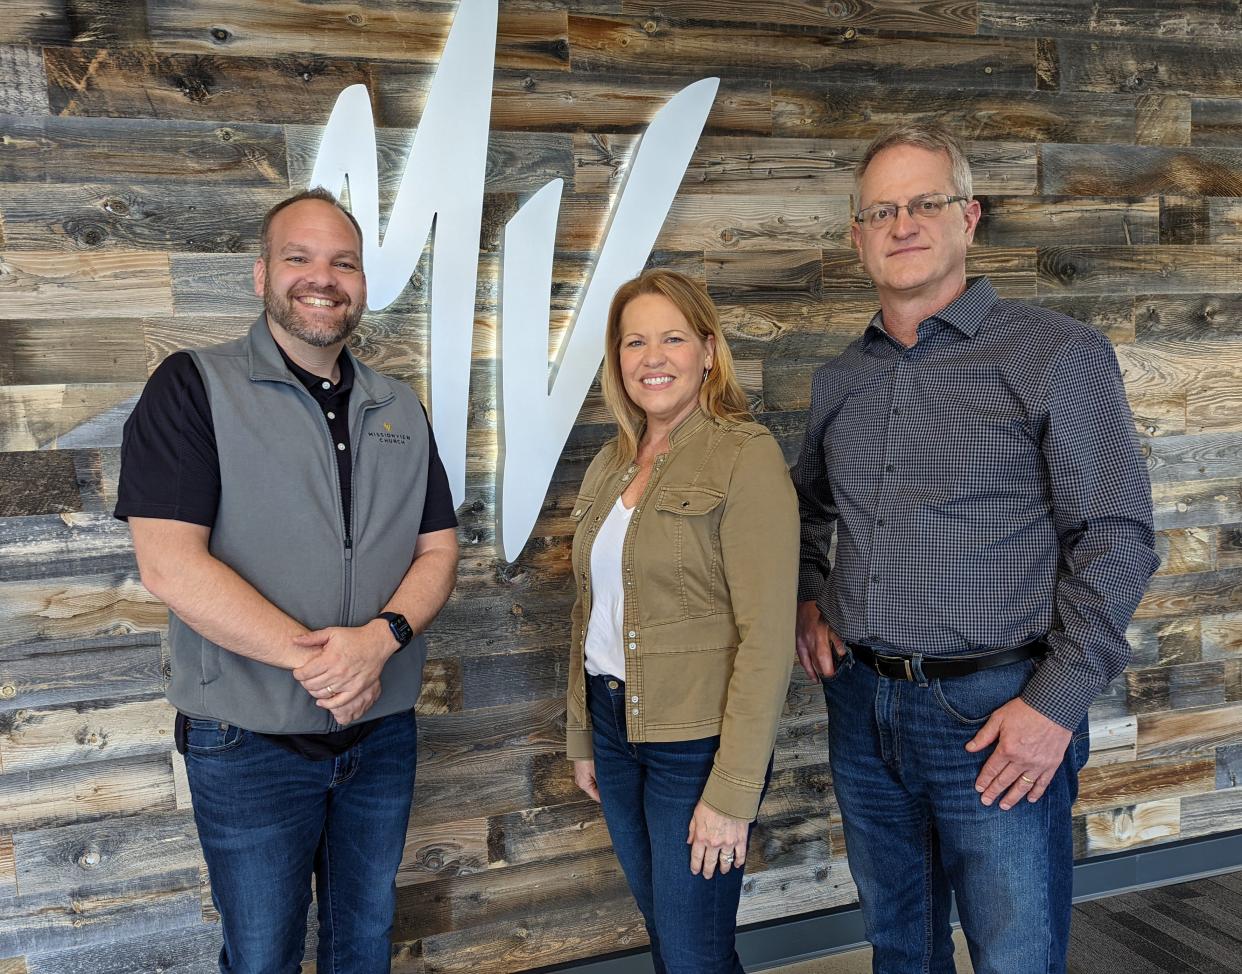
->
[[377, 612, 414, 652]]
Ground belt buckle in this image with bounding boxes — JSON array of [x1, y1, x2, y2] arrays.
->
[[875, 654, 914, 681], [903, 657, 914, 681]]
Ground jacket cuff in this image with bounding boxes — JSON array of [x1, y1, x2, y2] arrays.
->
[[1020, 657, 1101, 732], [700, 766, 764, 822], [566, 727, 593, 761]]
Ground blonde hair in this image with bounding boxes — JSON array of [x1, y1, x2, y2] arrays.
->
[[601, 269, 750, 466]]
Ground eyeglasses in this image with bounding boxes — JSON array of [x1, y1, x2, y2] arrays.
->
[[854, 193, 969, 230]]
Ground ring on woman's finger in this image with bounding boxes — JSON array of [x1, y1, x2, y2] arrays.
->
[[720, 852, 735, 864]]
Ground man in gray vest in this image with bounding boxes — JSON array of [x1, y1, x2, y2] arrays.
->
[[117, 189, 459, 973]]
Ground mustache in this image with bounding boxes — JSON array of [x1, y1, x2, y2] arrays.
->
[[290, 286, 350, 305]]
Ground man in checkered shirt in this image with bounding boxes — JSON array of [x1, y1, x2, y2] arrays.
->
[[793, 123, 1158, 973]]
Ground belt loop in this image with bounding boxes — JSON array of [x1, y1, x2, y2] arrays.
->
[[910, 653, 929, 687]]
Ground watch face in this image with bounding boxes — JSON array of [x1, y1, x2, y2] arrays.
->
[[385, 613, 413, 646]]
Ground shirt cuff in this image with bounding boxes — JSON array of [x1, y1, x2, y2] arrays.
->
[[1020, 656, 1101, 732], [797, 565, 827, 606]]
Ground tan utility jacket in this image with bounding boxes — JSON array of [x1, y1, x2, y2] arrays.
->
[[565, 409, 799, 821]]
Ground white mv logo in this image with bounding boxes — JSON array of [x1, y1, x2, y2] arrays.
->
[[309, 0, 718, 559]]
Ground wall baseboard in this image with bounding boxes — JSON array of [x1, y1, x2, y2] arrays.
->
[[547, 830, 1242, 974]]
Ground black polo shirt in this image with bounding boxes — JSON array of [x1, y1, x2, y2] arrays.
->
[[116, 346, 457, 759]]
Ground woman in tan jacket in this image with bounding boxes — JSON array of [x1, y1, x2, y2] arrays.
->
[[566, 269, 798, 973]]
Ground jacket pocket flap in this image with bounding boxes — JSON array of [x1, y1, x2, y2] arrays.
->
[[656, 485, 725, 516], [569, 494, 596, 520]]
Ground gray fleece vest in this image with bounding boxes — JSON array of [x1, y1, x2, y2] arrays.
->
[[166, 315, 431, 733]]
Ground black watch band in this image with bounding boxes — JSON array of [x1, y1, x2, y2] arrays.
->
[[377, 612, 414, 652]]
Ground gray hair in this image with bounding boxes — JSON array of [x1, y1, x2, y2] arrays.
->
[[854, 122, 974, 203]]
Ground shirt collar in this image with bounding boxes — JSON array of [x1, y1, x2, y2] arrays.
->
[[275, 340, 354, 397], [863, 276, 999, 346]]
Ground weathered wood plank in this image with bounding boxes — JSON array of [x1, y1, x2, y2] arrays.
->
[[147, 3, 570, 72], [0, 183, 287, 253], [392, 848, 629, 942], [0, 697, 175, 774], [1188, 387, 1242, 435], [567, 16, 1035, 89], [1144, 434, 1242, 488], [1089, 715, 1138, 767], [287, 126, 575, 197], [559, 194, 850, 253], [1126, 617, 1201, 669], [1083, 798, 1181, 855], [0, 252, 172, 319], [772, 83, 1134, 145], [0, 572, 164, 646], [980, 0, 1242, 40], [575, 135, 1037, 196], [44, 46, 374, 124], [12, 810, 199, 900], [0, 753, 175, 832], [0, 883, 202, 956], [486, 799, 610, 868], [706, 249, 824, 305], [1180, 787, 1242, 840], [0, 116, 288, 187], [1155, 527, 1216, 577], [620, 0, 977, 33], [1136, 293, 1242, 341], [1191, 97, 1242, 147], [0, 319, 147, 386], [0, 456, 81, 519], [1126, 659, 1238, 715], [1202, 610, 1242, 660], [376, 68, 774, 136], [25, 925, 220, 974], [1041, 144, 1242, 197], [974, 196, 1160, 248], [1029, 295, 1136, 343], [0, 832, 15, 898], [1137, 702, 1242, 760], [1038, 245, 1242, 296], [0, 1, 147, 45], [0, 634, 165, 715], [1074, 755, 1216, 815], [1135, 94, 1192, 147], [1051, 36, 1242, 98], [825, 246, 1037, 296], [398, 817, 488, 888], [417, 890, 645, 974], [0, 45, 48, 117], [0, 384, 141, 452]]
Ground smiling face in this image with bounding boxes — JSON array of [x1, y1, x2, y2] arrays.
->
[[851, 143, 980, 306], [253, 198, 367, 349], [618, 292, 715, 432]]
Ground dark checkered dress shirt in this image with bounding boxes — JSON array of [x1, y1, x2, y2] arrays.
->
[[793, 277, 1159, 729]]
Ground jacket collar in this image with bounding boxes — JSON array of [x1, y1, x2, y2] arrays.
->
[[668, 406, 710, 448], [245, 313, 393, 406]]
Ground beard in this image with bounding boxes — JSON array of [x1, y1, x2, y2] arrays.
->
[[264, 279, 365, 348]]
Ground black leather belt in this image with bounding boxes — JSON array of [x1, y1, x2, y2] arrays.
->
[[845, 640, 1047, 681]]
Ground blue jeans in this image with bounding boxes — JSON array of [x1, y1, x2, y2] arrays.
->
[[589, 674, 766, 974], [184, 710, 417, 974], [821, 653, 1090, 974]]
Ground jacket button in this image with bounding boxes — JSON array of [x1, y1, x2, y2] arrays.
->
[[628, 642, 636, 650], [631, 707, 639, 716], [631, 695, 639, 703], [627, 630, 636, 638]]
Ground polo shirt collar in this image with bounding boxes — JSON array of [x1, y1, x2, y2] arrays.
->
[[246, 313, 391, 405]]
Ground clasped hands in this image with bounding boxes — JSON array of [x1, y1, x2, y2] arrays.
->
[[291, 620, 398, 725]]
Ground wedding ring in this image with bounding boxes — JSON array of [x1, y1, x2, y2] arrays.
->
[[720, 852, 735, 864], [325, 685, 335, 696], [1020, 773, 1035, 784]]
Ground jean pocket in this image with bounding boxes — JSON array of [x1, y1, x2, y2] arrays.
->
[[1072, 726, 1091, 772], [820, 649, 856, 689], [183, 718, 245, 754], [932, 659, 1037, 725]]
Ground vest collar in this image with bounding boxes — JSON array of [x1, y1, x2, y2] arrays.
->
[[245, 313, 394, 406]]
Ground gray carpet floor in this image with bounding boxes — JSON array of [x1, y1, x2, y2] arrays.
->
[[1069, 871, 1242, 974]]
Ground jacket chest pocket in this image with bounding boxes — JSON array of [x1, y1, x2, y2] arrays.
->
[[650, 485, 726, 620]]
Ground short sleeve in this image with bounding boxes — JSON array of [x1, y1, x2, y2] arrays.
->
[[114, 352, 221, 527], [417, 407, 459, 534]]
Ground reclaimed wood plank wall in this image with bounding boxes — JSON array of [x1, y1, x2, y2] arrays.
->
[[2, 0, 1242, 970]]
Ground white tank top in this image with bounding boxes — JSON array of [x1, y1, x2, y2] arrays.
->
[[584, 497, 634, 680]]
